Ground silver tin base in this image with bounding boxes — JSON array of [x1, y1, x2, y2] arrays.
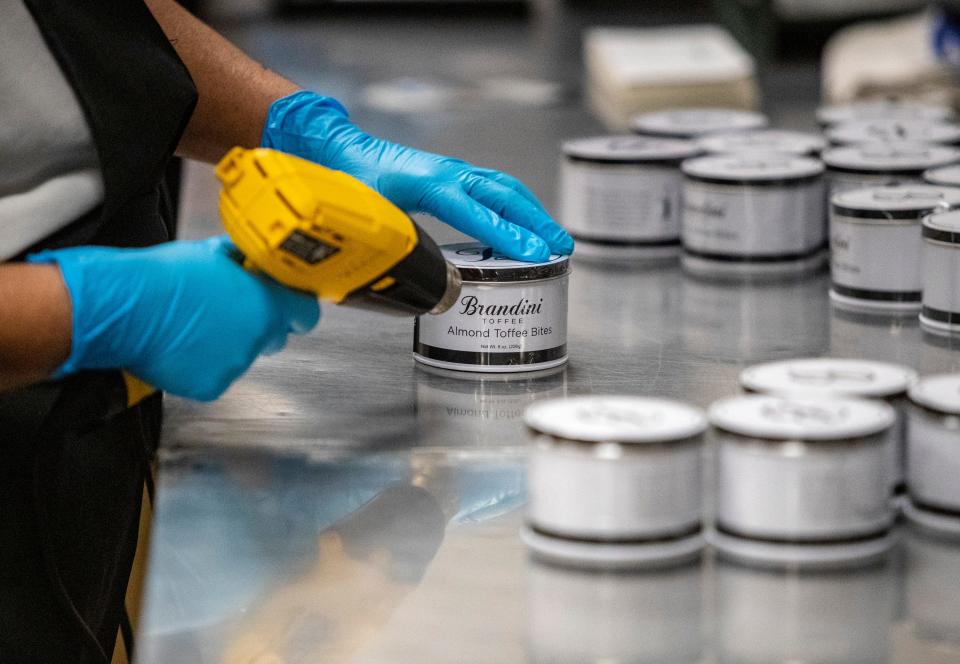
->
[[413, 353, 568, 374], [681, 250, 826, 279], [707, 528, 895, 570], [904, 501, 960, 539], [829, 289, 922, 314], [521, 525, 704, 571], [920, 315, 960, 337]]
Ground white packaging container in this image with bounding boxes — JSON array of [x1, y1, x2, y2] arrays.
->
[[709, 394, 897, 569], [816, 100, 955, 128], [559, 136, 700, 260], [920, 210, 960, 336], [680, 154, 826, 277], [826, 119, 960, 147], [526, 560, 704, 664], [413, 243, 569, 373], [740, 358, 917, 499], [904, 374, 960, 536], [924, 164, 960, 187], [697, 129, 826, 156], [522, 395, 707, 569], [630, 107, 768, 139], [829, 185, 960, 312], [822, 143, 960, 197], [715, 560, 896, 664]]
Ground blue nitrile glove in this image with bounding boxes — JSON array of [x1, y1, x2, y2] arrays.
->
[[261, 90, 573, 262], [27, 236, 320, 401]]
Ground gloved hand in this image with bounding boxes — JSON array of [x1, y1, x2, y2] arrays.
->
[[28, 236, 320, 401], [261, 90, 573, 263]]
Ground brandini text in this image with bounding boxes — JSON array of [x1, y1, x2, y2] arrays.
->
[[458, 295, 544, 316]]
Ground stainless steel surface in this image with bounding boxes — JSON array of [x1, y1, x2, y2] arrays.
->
[[139, 8, 960, 663]]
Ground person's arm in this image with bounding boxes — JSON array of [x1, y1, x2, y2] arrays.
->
[[0, 264, 72, 391], [144, 0, 298, 162], [145, 0, 574, 262]]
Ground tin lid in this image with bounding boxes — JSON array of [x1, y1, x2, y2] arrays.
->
[[924, 164, 960, 187], [826, 119, 960, 146], [562, 135, 701, 164], [709, 395, 896, 441], [909, 374, 960, 415], [831, 185, 960, 219], [681, 154, 824, 184], [697, 129, 827, 156], [524, 395, 707, 444], [740, 358, 917, 399], [630, 108, 768, 139], [922, 209, 960, 244], [442, 243, 570, 282], [816, 101, 955, 127], [821, 143, 960, 174]]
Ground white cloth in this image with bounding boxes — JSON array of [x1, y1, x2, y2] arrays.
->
[[0, 1, 104, 260]]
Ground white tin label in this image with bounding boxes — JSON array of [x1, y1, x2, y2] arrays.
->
[[682, 181, 825, 255], [415, 278, 569, 371], [831, 217, 922, 293], [922, 241, 960, 314], [561, 162, 682, 241]]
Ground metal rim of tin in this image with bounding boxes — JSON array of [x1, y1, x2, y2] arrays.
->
[[696, 129, 827, 156], [829, 288, 922, 312], [707, 527, 896, 569], [903, 501, 960, 539], [521, 524, 704, 570], [922, 209, 960, 245], [447, 254, 570, 283], [681, 154, 824, 186], [739, 358, 916, 400], [924, 165, 960, 187], [826, 119, 960, 147], [524, 395, 708, 446], [816, 101, 955, 127], [908, 374, 960, 415], [831, 185, 960, 220], [681, 249, 827, 275], [561, 135, 701, 164], [630, 108, 769, 139], [708, 395, 896, 442], [822, 143, 960, 175]]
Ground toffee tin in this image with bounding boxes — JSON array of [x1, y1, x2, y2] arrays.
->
[[522, 396, 707, 569], [413, 243, 569, 373]]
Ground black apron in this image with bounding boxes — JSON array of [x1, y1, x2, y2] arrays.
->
[[0, 2, 197, 662]]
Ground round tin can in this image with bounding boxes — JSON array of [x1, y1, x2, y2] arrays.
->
[[559, 135, 700, 259], [697, 129, 826, 156], [680, 154, 826, 277], [526, 560, 704, 664], [709, 394, 897, 568], [920, 210, 960, 335], [740, 358, 917, 500], [905, 374, 960, 536], [630, 107, 768, 139], [413, 243, 569, 373], [924, 163, 960, 187], [826, 119, 960, 146], [522, 395, 707, 569], [822, 143, 960, 197], [816, 100, 955, 128], [829, 185, 960, 312]]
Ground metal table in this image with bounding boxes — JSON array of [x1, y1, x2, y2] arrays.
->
[[138, 8, 960, 663]]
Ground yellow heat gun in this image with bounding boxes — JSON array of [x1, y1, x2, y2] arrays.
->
[[122, 147, 461, 404], [216, 146, 461, 316]]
